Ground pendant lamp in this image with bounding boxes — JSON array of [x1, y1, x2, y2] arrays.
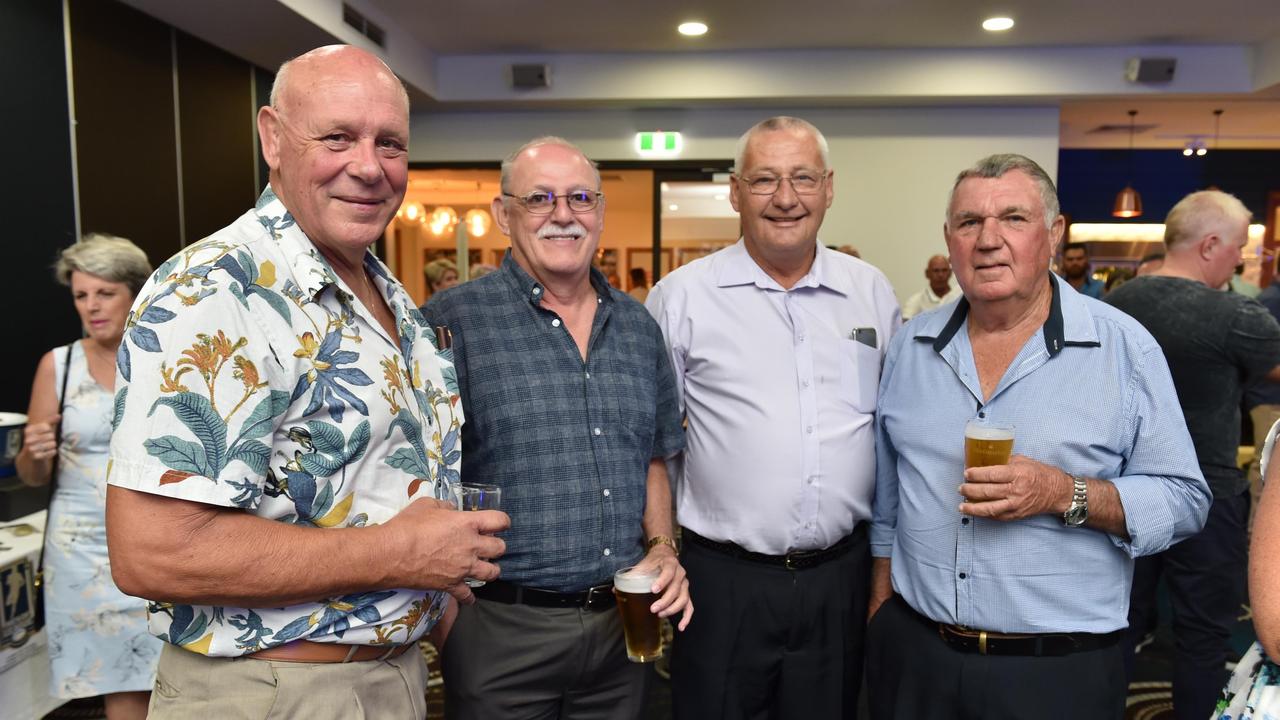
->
[[1112, 110, 1143, 218]]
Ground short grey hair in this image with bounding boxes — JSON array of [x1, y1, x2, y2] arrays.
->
[[733, 117, 831, 174], [499, 136, 601, 194], [269, 46, 409, 114], [1163, 190, 1252, 250], [946, 154, 1060, 230], [54, 233, 152, 295]]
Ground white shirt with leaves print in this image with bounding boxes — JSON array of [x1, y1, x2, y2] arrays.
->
[[108, 187, 462, 657]]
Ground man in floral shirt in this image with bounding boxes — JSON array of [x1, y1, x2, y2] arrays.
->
[[104, 45, 507, 719]]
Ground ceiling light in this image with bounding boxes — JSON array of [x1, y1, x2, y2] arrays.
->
[[669, 204, 679, 211], [1112, 110, 1143, 219], [714, 194, 727, 201], [678, 21, 708, 36], [1183, 147, 1193, 157], [1196, 147, 1207, 156], [982, 16, 1014, 32]]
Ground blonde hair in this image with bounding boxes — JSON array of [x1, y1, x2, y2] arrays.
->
[[1164, 190, 1251, 250], [424, 258, 458, 292], [54, 233, 152, 294]]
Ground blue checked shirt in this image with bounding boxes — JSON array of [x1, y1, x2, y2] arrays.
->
[[423, 252, 685, 592], [871, 274, 1210, 633]]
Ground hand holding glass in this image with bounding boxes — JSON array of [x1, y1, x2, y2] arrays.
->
[[457, 483, 502, 587]]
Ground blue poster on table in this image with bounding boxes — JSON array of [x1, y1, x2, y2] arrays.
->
[[0, 557, 36, 648]]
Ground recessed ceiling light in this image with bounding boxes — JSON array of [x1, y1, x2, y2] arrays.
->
[[669, 204, 679, 211], [982, 16, 1014, 31], [714, 194, 727, 201], [678, 21, 708, 37]]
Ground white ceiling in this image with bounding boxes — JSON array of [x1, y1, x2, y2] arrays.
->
[[120, 0, 1280, 147]]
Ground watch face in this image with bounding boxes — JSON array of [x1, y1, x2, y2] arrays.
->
[[1064, 505, 1088, 527]]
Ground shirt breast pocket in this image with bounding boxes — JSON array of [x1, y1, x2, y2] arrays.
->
[[838, 338, 881, 413]]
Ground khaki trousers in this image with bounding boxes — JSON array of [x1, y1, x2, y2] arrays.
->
[[147, 642, 428, 720]]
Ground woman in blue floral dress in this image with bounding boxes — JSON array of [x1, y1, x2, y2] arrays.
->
[[1216, 418, 1280, 719], [15, 234, 159, 720]]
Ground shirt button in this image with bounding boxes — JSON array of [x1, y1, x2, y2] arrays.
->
[[958, 572, 967, 579], [585, 372, 591, 379], [603, 548, 611, 556], [961, 517, 970, 525], [798, 334, 805, 342], [603, 488, 611, 497], [807, 477, 815, 485], [532, 287, 542, 295], [802, 379, 810, 387], [593, 427, 602, 436], [806, 425, 813, 434], [552, 318, 562, 327]]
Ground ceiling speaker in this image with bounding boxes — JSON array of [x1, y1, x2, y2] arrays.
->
[[1126, 58, 1176, 83], [511, 64, 550, 89]]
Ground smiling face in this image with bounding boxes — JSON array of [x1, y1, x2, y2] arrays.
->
[[493, 142, 604, 286], [71, 271, 133, 347], [945, 170, 1064, 306], [258, 47, 409, 265], [730, 127, 833, 276]]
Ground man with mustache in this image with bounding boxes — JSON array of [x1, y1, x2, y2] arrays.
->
[[647, 116, 899, 718], [423, 137, 690, 719]]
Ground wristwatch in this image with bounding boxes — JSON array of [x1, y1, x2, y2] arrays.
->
[[646, 535, 677, 553], [1062, 474, 1088, 527]]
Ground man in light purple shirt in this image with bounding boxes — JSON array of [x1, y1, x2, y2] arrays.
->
[[647, 116, 900, 719]]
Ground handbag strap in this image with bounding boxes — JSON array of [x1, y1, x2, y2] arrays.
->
[[36, 343, 74, 582]]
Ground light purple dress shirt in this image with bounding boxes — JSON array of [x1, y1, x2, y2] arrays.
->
[[647, 239, 901, 555]]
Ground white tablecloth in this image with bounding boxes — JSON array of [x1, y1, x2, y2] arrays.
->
[[1, 510, 62, 720]]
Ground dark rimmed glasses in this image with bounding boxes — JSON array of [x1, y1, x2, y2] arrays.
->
[[502, 190, 604, 214]]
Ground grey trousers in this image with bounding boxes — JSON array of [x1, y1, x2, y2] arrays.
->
[[147, 642, 428, 719], [441, 598, 647, 720]]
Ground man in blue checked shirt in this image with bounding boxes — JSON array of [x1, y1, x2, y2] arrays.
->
[[423, 137, 690, 720], [866, 154, 1210, 720]]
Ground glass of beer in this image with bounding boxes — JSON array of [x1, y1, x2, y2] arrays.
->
[[613, 566, 663, 663], [458, 483, 501, 587], [964, 419, 1014, 468]]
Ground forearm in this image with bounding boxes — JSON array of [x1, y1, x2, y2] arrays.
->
[[641, 457, 676, 542], [107, 485, 395, 607], [1252, 453, 1280, 658], [868, 557, 893, 620], [1080, 477, 1129, 539]]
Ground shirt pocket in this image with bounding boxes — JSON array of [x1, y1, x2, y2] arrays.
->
[[838, 338, 881, 413]]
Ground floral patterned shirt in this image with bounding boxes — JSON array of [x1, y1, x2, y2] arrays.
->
[[107, 188, 462, 657]]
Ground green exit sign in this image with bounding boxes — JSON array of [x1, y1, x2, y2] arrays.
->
[[635, 131, 684, 157]]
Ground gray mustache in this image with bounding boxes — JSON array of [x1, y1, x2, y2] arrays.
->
[[537, 222, 586, 239]]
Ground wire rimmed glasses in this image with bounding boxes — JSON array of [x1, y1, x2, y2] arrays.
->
[[502, 190, 604, 214]]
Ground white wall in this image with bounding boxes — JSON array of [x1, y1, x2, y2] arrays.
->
[[410, 106, 1060, 302]]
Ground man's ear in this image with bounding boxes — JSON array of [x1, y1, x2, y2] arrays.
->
[[1199, 234, 1220, 260], [258, 106, 282, 171], [492, 196, 511, 237], [1048, 215, 1066, 257]]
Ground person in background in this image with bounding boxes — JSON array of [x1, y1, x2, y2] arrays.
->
[[1136, 251, 1165, 276], [424, 257, 460, 297], [628, 267, 650, 303], [901, 254, 961, 319], [1104, 267, 1134, 294], [649, 116, 899, 719], [105, 45, 506, 719], [424, 136, 690, 720], [1058, 241, 1104, 298], [1106, 190, 1280, 720], [869, 154, 1208, 720], [837, 244, 862, 258], [16, 233, 160, 720], [1230, 263, 1261, 297], [596, 250, 620, 288], [468, 263, 498, 280]]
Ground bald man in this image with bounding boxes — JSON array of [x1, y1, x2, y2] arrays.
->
[[105, 45, 508, 719], [901, 254, 961, 319]]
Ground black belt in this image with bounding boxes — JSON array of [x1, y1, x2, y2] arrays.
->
[[682, 524, 864, 570], [473, 579, 616, 611], [901, 596, 1123, 657]]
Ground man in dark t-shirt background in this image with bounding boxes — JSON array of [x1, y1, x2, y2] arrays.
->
[[1107, 189, 1280, 720]]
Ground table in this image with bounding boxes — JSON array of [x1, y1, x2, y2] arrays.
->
[[1, 511, 63, 720]]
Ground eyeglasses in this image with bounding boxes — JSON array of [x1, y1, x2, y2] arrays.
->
[[735, 171, 829, 196], [502, 190, 604, 214]]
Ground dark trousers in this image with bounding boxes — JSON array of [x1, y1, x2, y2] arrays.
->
[[441, 598, 646, 720], [671, 527, 869, 720], [866, 595, 1126, 720], [1125, 490, 1249, 720]]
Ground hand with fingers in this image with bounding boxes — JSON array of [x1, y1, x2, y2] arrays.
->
[[958, 454, 1072, 522], [21, 415, 60, 463], [631, 542, 693, 631], [384, 497, 510, 604]]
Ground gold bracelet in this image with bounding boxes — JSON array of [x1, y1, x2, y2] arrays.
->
[[646, 535, 677, 552]]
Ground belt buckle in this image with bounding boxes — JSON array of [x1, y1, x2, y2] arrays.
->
[[584, 584, 613, 610], [978, 630, 989, 655], [784, 551, 805, 570]]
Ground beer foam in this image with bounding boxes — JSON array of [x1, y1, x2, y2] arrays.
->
[[614, 567, 658, 594], [964, 423, 1014, 441]]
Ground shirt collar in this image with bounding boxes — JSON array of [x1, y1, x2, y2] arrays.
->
[[253, 186, 370, 302], [498, 249, 614, 307], [714, 238, 849, 295], [915, 273, 1100, 356]]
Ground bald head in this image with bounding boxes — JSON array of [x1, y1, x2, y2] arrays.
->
[[500, 136, 601, 194], [270, 45, 409, 117], [925, 254, 952, 295]]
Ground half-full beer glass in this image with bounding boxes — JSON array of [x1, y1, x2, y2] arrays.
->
[[613, 566, 663, 663], [964, 419, 1014, 468]]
